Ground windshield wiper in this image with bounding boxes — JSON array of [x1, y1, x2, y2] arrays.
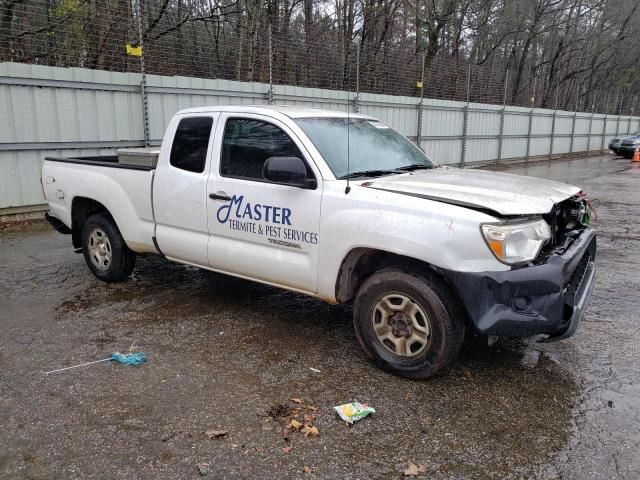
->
[[395, 164, 432, 172], [339, 169, 402, 179]]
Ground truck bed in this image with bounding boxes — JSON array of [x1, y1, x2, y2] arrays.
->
[[42, 157, 157, 254]]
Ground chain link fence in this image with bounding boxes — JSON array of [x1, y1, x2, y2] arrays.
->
[[1, 0, 637, 116]]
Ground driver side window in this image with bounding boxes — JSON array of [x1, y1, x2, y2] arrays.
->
[[220, 118, 304, 181]]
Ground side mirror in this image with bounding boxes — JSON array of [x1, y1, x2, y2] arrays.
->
[[262, 157, 317, 189]]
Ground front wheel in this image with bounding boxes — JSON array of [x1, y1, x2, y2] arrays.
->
[[353, 268, 464, 379], [81, 213, 136, 282]]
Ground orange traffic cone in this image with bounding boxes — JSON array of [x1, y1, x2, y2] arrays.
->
[[633, 147, 640, 162]]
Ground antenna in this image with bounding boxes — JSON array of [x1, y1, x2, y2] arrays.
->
[[345, 44, 358, 195], [345, 104, 351, 194]]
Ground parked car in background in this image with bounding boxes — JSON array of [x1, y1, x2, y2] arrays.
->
[[618, 134, 640, 158], [609, 137, 624, 154], [609, 132, 640, 158]]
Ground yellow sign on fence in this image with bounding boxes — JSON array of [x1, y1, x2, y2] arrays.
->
[[126, 44, 142, 57]]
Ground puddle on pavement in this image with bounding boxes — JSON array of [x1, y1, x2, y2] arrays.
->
[[44, 254, 579, 478]]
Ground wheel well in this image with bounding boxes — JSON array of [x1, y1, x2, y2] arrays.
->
[[334, 249, 447, 301], [335, 248, 472, 331], [71, 197, 112, 249]]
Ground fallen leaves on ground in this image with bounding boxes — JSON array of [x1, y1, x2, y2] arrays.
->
[[303, 466, 312, 474], [205, 428, 228, 439], [404, 462, 428, 476], [268, 397, 321, 441], [267, 403, 292, 419], [302, 425, 319, 437], [289, 419, 303, 430]]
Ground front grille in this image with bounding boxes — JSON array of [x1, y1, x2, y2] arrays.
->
[[560, 241, 594, 322], [566, 249, 591, 296]]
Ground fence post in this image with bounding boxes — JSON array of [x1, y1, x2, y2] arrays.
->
[[416, 54, 425, 148], [525, 108, 534, 162], [134, 0, 150, 147], [497, 71, 508, 164], [497, 107, 505, 164], [569, 88, 578, 156], [614, 90, 621, 137], [460, 63, 471, 167], [628, 96, 636, 134], [601, 113, 607, 153], [549, 87, 558, 161], [587, 111, 594, 154], [600, 91, 609, 153], [549, 111, 557, 160], [525, 75, 537, 162], [569, 111, 577, 156], [354, 43, 361, 113], [267, 25, 274, 104]]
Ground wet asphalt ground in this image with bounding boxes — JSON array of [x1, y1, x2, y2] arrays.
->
[[1, 154, 639, 479]]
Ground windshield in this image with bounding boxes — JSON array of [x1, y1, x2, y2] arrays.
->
[[294, 118, 435, 179]]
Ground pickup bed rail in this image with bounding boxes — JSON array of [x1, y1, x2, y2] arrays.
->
[[45, 156, 155, 171]]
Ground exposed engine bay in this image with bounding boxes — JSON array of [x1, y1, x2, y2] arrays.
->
[[538, 192, 596, 261]]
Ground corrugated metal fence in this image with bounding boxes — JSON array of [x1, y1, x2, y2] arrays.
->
[[1, 62, 639, 211]]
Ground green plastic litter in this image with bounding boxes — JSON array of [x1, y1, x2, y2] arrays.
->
[[334, 402, 375, 424]]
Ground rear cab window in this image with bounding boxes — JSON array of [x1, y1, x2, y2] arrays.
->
[[170, 117, 214, 173]]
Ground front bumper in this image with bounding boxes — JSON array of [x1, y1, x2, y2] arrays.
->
[[443, 228, 596, 340]]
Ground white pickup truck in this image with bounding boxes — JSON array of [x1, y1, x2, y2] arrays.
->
[[42, 106, 596, 379]]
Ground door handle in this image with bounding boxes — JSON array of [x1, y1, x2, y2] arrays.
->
[[209, 192, 231, 201]]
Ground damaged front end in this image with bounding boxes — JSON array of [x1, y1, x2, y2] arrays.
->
[[536, 194, 594, 261], [444, 194, 597, 340]]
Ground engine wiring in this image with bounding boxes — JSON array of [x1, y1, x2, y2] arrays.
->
[[576, 191, 600, 223]]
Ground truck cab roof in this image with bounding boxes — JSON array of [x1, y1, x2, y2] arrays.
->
[[175, 105, 374, 120]]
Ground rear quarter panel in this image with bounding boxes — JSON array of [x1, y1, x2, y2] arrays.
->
[[42, 161, 156, 253]]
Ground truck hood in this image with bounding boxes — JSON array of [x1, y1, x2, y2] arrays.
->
[[362, 167, 580, 216]]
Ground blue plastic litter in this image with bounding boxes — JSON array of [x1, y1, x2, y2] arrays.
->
[[111, 351, 147, 366], [45, 350, 148, 374]]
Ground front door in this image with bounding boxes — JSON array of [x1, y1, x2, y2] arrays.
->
[[206, 114, 322, 293], [154, 113, 218, 265]]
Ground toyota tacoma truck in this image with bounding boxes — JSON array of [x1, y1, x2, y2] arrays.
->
[[42, 106, 596, 379]]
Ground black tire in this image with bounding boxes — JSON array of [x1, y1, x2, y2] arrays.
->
[[353, 268, 465, 379], [81, 213, 136, 282]]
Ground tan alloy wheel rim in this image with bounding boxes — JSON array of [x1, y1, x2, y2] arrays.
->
[[371, 293, 431, 357], [88, 228, 112, 271]]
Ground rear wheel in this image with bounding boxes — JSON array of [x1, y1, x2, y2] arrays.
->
[[353, 268, 464, 379], [81, 213, 136, 282]]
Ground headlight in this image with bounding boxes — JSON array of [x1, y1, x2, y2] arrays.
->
[[481, 219, 551, 265]]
